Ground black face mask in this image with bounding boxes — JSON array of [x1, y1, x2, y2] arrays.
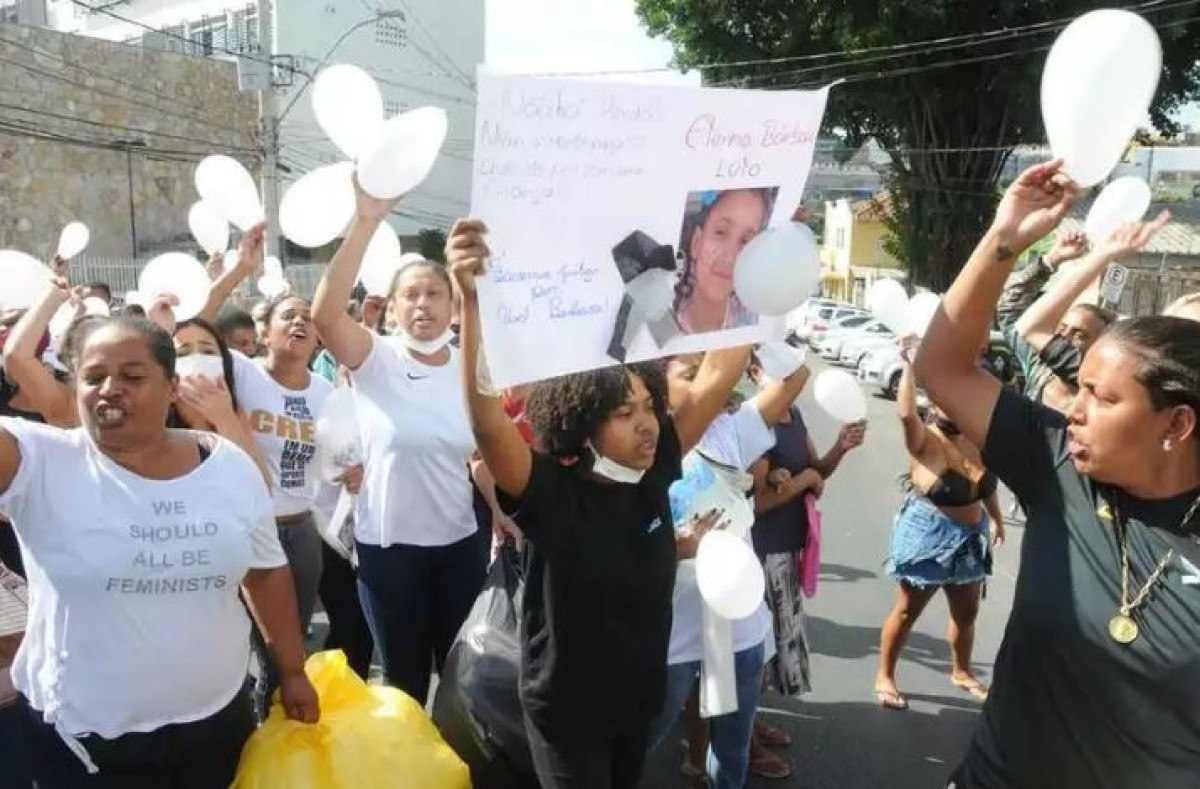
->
[[934, 416, 961, 437]]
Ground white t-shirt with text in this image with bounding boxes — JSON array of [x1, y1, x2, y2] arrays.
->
[[0, 418, 285, 738], [232, 353, 332, 518], [350, 337, 477, 547]]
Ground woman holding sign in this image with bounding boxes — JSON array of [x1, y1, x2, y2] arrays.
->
[[0, 314, 317, 788], [312, 186, 487, 707], [447, 216, 749, 789], [919, 160, 1200, 788]]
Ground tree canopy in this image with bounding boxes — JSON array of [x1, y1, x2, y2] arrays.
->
[[635, 0, 1200, 290]]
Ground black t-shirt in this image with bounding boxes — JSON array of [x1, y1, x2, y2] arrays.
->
[[499, 420, 682, 741], [752, 409, 813, 556], [954, 388, 1200, 788]]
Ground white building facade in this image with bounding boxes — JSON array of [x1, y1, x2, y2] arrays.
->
[[37, 0, 482, 248]]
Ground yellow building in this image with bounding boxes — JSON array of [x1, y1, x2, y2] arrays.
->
[[820, 195, 906, 304]]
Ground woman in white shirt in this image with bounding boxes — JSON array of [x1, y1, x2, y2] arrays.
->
[[228, 293, 332, 718], [312, 186, 485, 705], [0, 314, 317, 788]]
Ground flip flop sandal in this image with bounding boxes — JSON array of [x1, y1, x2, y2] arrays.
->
[[952, 678, 990, 701], [749, 745, 794, 779], [875, 688, 909, 710], [754, 719, 793, 748]]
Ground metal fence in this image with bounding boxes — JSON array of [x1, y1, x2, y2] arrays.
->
[[70, 257, 329, 305]]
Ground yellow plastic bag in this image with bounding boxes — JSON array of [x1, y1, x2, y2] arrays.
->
[[231, 650, 471, 789]]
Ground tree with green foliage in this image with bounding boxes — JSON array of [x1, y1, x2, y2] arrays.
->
[[635, 0, 1200, 290]]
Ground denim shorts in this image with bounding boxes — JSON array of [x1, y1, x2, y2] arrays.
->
[[886, 495, 990, 588]]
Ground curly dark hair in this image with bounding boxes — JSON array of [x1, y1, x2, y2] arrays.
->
[[526, 362, 670, 459]]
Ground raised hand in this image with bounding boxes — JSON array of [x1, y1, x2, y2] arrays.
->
[[237, 223, 266, 274], [445, 218, 490, 298], [1094, 211, 1170, 262], [176, 374, 235, 425], [1045, 230, 1088, 269], [838, 420, 867, 452], [991, 160, 1080, 255]]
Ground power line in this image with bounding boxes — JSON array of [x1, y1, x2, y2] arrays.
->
[[382, 0, 475, 90]]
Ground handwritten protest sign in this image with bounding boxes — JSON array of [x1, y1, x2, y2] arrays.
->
[[470, 71, 830, 387]]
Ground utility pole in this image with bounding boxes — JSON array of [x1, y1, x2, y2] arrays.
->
[[114, 139, 146, 259], [257, 0, 282, 263]]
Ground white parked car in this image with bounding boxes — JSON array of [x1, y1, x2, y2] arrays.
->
[[809, 312, 872, 348], [858, 344, 905, 399], [792, 302, 866, 342], [817, 319, 894, 361], [838, 333, 898, 367], [786, 297, 838, 335]]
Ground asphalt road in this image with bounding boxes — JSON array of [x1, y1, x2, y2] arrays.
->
[[644, 357, 1024, 789]]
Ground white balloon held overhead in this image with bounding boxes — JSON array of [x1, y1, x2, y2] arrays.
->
[[313, 64, 384, 160], [866, 278, 909, 333], [257, 274, 289, 299], [695, 530, 766, 620], [903, 292, 942, 338], [359, 222, 403, 297], [1084, 177, 1152, 243], [0, 250, 52, 311], [357, 107, 449, 200], [279, 162, 356, 248], [56, 221, 90, 260], [138, 252, 211, 322], [813, 369, 868, 424], [194, 155, 264, 231], [1041, 10, 1161, 188], [732, 222, 820, 316], [188, 200, 229, 256]]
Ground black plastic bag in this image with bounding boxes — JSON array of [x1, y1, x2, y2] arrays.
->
[[433, 545, 538, 788]]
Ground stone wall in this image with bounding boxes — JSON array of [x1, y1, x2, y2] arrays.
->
[[0, 22, 258, 259]]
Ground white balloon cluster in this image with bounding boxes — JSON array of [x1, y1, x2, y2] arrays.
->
[[0, 220, 91, 312], [865, 279, 941, 338], [279, 64, 449, 297]]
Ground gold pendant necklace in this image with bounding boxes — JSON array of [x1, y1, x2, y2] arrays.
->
[[1107, 494, 1200, 645]]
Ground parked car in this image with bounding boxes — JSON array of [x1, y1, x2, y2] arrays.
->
[[817, 319, 893, 360], [859, 332, 1023, 400], [786, 297, 838, 335], [808, 312, 872, 348], [794, 303, 867, 342], [838, 333, 898, 367]]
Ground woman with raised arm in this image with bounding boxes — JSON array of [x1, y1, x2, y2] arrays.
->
[[311, 186, 486, 707], [447, 217, 750, 789], [0, 314, 317, 788], [916, 160, 1200, 789], [874, 337, 1003, 712]]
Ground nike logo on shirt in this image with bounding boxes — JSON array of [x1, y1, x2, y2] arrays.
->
[[407, 372, 429, 381]]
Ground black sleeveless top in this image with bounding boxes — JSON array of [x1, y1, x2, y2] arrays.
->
[[752, 408, 813, 556]]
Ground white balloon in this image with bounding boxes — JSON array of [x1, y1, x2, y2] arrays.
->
[[357, 107, 449, 200], [313, 64, 385, 160], [138, 252, 211, 321], [0, 250, 52, 311], [314, 387, 364, 483], [731, 222, 821, 316], [48, 301, 78, 339], [1084, 177, 1152, 243], [813, 369, 868, 423], [56, 221, 90, 260], [264, 255, 283, 280], [359, 222, 403, 296], [194, 155, 264, 231], [188, 200, 230, 256], [1041, 10, 1161, 188], [279, 162, 356, 249], [124, 290, 145, 309], [866, 278, 909, 333], [257, 274, 290, 299], [695, 530, 766, 620], [903, 292, 942, 338]]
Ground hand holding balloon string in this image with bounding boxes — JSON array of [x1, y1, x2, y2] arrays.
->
[[446, 218, 491, 299], [990, 159, 1080, 256]]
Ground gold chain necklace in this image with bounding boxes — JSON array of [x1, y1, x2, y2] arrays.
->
[[1107, 493, 1200, 645]]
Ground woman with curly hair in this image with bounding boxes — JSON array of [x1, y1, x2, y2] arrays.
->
[[447, 216, 750, 789], [673, 189, 775, 335]]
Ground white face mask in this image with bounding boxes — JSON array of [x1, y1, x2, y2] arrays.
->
[[401, 328, 454, 355], [175, 353, 224, 382], [587, 441, 646, 485]]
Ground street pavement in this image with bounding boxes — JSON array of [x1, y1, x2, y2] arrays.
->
[[644, 357, 1024, 789]]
